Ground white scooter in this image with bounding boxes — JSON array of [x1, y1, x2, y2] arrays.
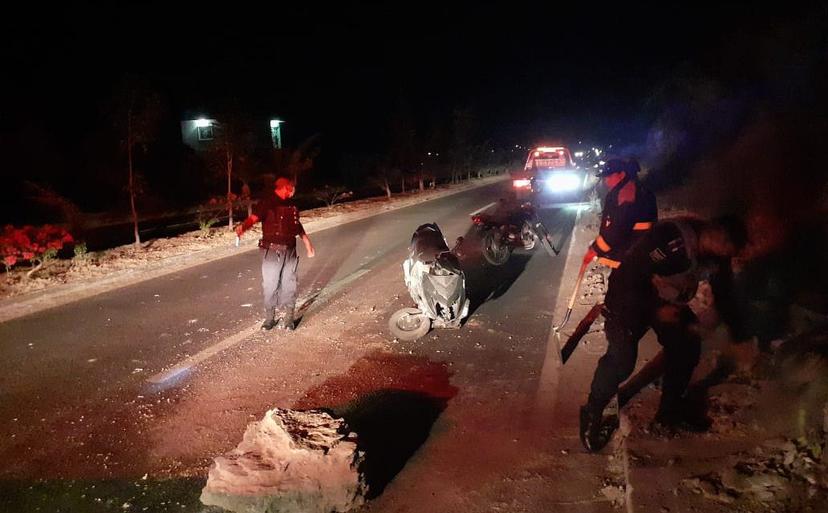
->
[[389, 223, 469, 341]]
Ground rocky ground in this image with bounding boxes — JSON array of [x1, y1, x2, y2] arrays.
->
[[571, 204, 828, 513]]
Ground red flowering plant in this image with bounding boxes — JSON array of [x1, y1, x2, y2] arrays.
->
[[1, 225, 74, 278]]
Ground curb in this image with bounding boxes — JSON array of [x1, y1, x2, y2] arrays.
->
[[545, 204, 637, 511]]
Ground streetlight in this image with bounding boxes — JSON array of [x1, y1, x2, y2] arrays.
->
[[270, 119, 284, 148]]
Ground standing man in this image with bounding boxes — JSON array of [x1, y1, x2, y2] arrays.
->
[[582, 158, 657, 271], [236, 177, 315, 331], [579, 216, 749, 452]]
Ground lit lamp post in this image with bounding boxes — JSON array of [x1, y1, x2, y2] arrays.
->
[[194, 118, 215, 143], [270, 119, 283, 149]]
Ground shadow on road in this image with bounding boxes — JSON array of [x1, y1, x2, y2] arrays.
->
[[457, 220, 542, 318], [293, 351, 457, 499], [332, 389, 448, 498], [450, 202, 577, 319]]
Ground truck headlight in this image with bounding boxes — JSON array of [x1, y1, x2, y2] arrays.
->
[[545, 173, 581, 191]]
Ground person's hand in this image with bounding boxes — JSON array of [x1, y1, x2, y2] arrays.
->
[[582, 247, 597, 268], [307, 245, 316, 258]]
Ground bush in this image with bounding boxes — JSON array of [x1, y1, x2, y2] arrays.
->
[[73, 242, 89, 261], [197, 198, 225, 236], [312, 185, 354, 207], [1, 224, 74, 278], [198, 216, 219, 235]]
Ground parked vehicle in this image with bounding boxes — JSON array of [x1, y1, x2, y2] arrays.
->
[[514, 146, 596, 205]]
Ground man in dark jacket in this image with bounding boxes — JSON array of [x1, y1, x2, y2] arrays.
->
[[236, 177, 315, 331], [580, 215, 749, 452]]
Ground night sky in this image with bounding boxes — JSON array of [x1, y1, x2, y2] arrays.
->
[[4, 3, 818, 140], [1, 2, 825, 203]]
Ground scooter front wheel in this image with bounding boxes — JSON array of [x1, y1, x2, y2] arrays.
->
[[389, 307, 432, 341]]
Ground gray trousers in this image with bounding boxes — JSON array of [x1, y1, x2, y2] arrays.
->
[[261, 245, 299, 319]]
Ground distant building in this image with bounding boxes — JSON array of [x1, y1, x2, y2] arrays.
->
[[180, 116, 283, 152]]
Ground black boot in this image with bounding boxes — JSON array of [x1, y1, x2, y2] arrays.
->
[[654, 401, 712, 433], [579, 405, 616, 453]]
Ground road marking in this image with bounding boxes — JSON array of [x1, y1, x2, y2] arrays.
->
[[147, 267, 371, 384], [297, 268, 371, 315], [469, 201, 496, 216], [147, 324, 261, 384]]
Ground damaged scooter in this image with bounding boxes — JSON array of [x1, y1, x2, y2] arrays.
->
[[389, 223, 469, 341]]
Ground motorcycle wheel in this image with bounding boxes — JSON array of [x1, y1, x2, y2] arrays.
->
[[389, 307, 432, 341], [482, 231, 511, 266], [520, 221, 537, 250]]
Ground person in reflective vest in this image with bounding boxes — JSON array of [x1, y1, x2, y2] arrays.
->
[[582, 158, 657, 270]]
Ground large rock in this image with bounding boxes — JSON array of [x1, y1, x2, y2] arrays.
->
[[201, 408, 367, 513]]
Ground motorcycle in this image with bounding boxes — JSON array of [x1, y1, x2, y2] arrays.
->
[[471, 201, 559, 266], [389, 223, 469, 341]]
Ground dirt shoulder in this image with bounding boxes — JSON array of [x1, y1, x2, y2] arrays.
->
[[0, 175, 507, 323]]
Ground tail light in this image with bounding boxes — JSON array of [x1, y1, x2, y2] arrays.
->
[[471, 214, 484, 225]]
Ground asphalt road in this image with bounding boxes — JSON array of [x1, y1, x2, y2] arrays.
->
[[0, 182, 622, 512]]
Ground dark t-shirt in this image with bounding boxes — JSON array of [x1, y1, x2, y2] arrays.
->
[[253, 194, 306, 247], [606, 218, 746, 338]]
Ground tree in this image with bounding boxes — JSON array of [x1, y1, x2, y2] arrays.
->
[[112, 77, 163, 249], [272, 135, 321, 188], [370, 166, 395, 200], [423, 116, 448, 186], [449, 107, 479, 183], [388, 95, 423, 192], [346, 153, 394, 200], [207, 100, 250, 230]]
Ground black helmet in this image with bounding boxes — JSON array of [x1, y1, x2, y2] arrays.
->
[[597, 158, 627, 177], [598, 158, 639, 177]]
